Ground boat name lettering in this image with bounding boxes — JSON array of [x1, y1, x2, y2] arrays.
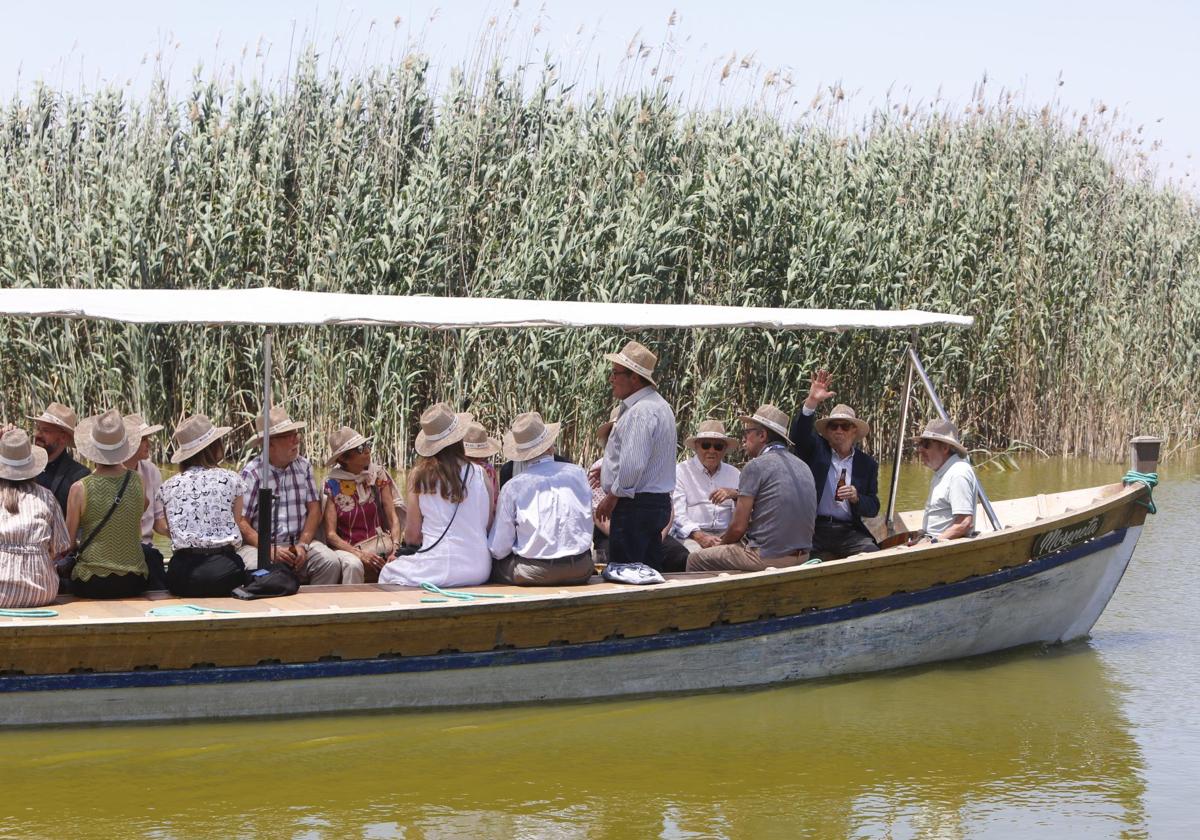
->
[[1032, 516, 1103, 557]]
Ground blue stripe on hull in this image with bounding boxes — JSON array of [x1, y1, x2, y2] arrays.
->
[[0, 529, 1125, 694]]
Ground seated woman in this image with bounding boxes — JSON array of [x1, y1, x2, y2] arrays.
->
[[322, 426, 401, 584], [378, 403, 494, 588], [65, 410, 148, 598], [0, 429, 69, 608], [154, 415, 247, 597], [463, 422, 501, 502]]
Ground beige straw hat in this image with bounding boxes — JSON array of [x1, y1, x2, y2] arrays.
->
[[247, 406, 307, 446], [603, 340, 658, 387], [75, 409, 141, 465], [414, 402, 473, 458], [0, 429, 48, 481], [26, 402, 78, 432], [124, 413, 165, 438], [170, 414, 234, 464], [738, 404, 794, 445], [464, 422, 501, 459], [914, 418, 969, 458], [814, 404, 870, 440], [684, 419, 739, 450], [502, 412, 562, 462], [325, 426, 371, 467]]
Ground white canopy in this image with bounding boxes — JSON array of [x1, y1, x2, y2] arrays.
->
[[0, 287, 973, 331]]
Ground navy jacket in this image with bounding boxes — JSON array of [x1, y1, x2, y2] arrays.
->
[[789, 410, 880, 535]]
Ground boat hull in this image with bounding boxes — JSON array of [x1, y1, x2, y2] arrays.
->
[[0, 525, 1140, 727]]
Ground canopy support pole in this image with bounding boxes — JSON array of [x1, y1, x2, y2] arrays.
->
[[906, 344, 1002, 531], [257, 329, 274, 571], [885, 333, 916, 532]]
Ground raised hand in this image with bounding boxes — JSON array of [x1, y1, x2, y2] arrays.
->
[[804, 369, 836, 410]]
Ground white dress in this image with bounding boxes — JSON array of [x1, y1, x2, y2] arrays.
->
[[378, 463, 491, 587]]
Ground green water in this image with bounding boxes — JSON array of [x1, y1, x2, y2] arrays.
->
[[1, 457, 1197, 838]]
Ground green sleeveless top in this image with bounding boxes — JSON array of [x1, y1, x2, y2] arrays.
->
[[73, 472, 146, 582]]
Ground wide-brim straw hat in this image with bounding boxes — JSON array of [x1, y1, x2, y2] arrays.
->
[[124, 413, 165, 438], [914, 418, 969, 458], [464, 422, 502, 459], [247, 406, 306, 446], [0, 429, 48, 481], [502, 412, 562, 462], [603, 340, 658, 387], [170, 414, 234, 464], [75, 409, 141, 465], [325, 426, 372, 467], [814, 404, 870, 440], [738, 404, 794, 445], [26, 402, 78, 432], [415, 402, 473, 458], [684, 419, 739, 450]]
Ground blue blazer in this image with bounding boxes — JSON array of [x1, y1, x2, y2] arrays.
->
[[789, 410, 880, 535]]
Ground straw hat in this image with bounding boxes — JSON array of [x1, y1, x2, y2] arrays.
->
[[247, 406, 306, 446], [325, 426, 372, 467], [464, 422, 501, 460], [415, 402, 473, 457], [75, 409, 141, 465], [814, 404, 870, 440], [502, 412, 562, 462], [0, 429, 48, 481], [603, 340, 658, 387], [124, 413, 164, 438], [26, 402, 78, 432], [684, 419, 739, 450], [914, 418, 969, 458], [738, 404, 794, 445], [170, 414, 233, 465]]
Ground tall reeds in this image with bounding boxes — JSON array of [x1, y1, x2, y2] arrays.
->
[[1, 49, 1197, 466]]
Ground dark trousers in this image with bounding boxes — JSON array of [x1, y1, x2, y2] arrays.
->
[[812, 519, 880, 561], [608, 493, 672, 569], [167, 547, 246, 597], [142, 543, 167, 590], [659, 535, 690, 574], [71, 572, 148, 599]]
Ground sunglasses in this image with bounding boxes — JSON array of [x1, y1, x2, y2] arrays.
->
[[609, 369, 634, 378], [698, 441, 726, 452], [351, 443, 371, 454], [917, 440, 937, 450], [826, 421, 855, 431]]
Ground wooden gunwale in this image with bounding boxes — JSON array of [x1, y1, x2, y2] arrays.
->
[[0, 482, 1149, 676]]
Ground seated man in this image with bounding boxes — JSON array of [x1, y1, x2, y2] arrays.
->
[[124, 414, 168, 589], [790, 371, 880, 559], [915, 418, 979, 542], [489, 412, 594, 586], [27, 402, 90, 514], [670, 419, 740, 553], [687, 405, 816, 572]]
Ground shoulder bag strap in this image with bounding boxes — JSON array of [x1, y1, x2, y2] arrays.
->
[[415, 464, 470, 554], [75, 470, 133, 556]]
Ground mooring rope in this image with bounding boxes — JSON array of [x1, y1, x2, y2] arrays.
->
[[419, 581, 508, 602], [0, 608, 58, 618], [1123, 470, 1159, 514]]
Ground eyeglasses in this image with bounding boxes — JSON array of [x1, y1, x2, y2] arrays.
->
[[826, 421, 855, 431], [917, 440, 936, 450], [609, 369, 633, 378], [698, 441, 726, 452], [742, 427, 765, 438], [351, 443, 371, 454]]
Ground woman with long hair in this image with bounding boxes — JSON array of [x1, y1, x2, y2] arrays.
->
[[0, 429, 69, 608]]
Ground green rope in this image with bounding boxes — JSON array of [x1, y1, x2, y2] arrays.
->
[[146, 604, 241, 617], [0, 608, 58, 618], [419, 582, 507, 601], [1123, 470, 1159, 514]]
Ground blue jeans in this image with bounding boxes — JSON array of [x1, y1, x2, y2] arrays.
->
[[609, 493, 672, 569]]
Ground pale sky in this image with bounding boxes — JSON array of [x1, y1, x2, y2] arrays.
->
[[4, 1, 1197, 191]]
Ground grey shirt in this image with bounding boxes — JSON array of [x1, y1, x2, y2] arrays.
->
[[738, 444, 817, 558]]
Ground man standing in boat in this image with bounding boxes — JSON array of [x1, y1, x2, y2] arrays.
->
[[687, 405, 817, 572], [595, 341, 677, 585], [914, 419, 979, 542], [789, 371, 881, 559], [27, 402, 90, 514]]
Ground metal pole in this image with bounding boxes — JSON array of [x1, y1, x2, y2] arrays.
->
[[257, 329, 274, 571], [906, 344, 1002, 531], [885, 337, 916, 532]]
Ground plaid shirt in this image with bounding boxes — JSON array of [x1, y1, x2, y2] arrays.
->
[[240, 455, 319, 545]]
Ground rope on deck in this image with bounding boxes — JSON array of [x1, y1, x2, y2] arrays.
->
[[1123, 470, 1159, 514], [419, 582, 508, 602], [0, 608, 58, 618]]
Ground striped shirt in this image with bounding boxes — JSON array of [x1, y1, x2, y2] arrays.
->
[[601, 386, 677, 497], [240, 455, 319, 545], [0, 484, 69, 608]]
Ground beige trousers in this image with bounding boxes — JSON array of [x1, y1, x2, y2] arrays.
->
[[236, 541, 342, 584], [686, 542, 807, 573], [491, 551, 595, 586]]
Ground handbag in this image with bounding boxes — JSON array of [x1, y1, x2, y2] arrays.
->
[[394, 464, 469, 557], [56, 471, 134, 587]]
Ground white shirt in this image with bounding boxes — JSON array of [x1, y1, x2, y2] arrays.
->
[[922, 454, 979, 536], [155, 467, 247, 549], [672, 456, 740, 538], [601, 387, 677, 497], [489, 456, 594, 560], [816, 450, 855, 521], [138, 460, 163, 543]]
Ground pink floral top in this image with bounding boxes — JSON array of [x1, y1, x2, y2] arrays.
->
[[323, 464, 393, 545]]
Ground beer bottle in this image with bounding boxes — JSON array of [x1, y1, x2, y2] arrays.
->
[[836, 469, 847, 496]]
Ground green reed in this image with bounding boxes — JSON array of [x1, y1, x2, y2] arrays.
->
[[1, 48, 1197, 469]]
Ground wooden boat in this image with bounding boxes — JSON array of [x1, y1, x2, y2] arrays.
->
[[0, 289, 1160, 726]]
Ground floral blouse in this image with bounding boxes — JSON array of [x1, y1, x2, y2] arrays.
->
[[324, 464, 393, 545]]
